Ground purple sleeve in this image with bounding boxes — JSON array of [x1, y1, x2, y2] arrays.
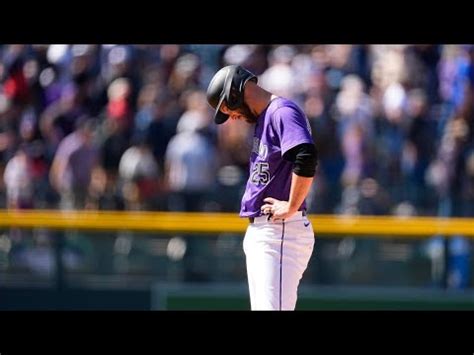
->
[[272, 105, 313, 156]]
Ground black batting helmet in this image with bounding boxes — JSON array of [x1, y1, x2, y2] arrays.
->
[[206, 65, 258, 124]]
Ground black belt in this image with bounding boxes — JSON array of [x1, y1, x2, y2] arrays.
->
[[248, 210, 306, 224], [248, 216, 265, 223]]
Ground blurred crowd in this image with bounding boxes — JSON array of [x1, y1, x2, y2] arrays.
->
[[0, 44, 473, 289], [0, 44, 473, 219]]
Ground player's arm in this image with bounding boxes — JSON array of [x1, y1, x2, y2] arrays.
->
[[261, 143, 318, 220], [49, 151, 68, 193], [287, 172, 314, 211]]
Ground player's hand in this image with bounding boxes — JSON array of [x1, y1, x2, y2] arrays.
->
[[261, 197, 298, 222]]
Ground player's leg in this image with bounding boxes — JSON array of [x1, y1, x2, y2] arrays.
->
[[243, 226, 258, 309], [279, 218, 315, 310], [244, 224, 283, 310], [244, 222, 288, 310]]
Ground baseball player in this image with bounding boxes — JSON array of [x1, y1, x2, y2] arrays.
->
[[206, 65, 317, 310]]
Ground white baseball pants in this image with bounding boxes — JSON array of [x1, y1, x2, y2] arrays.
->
[[243, 211, 315, 310]]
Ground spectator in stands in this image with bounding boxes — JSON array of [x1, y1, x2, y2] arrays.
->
[[49, 116, 99, 210]]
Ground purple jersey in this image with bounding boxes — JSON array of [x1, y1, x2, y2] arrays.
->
[[240, 97, 313, 217]]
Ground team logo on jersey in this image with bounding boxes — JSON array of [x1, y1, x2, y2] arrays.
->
[[252, 137, 268, 159]]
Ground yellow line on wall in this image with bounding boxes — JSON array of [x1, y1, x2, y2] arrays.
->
[[0, 210, 473, 238]]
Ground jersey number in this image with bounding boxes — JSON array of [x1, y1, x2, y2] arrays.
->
[[251, 162, 270, 185]]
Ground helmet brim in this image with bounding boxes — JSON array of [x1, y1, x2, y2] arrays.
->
[[213, 84, 230, 124]]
